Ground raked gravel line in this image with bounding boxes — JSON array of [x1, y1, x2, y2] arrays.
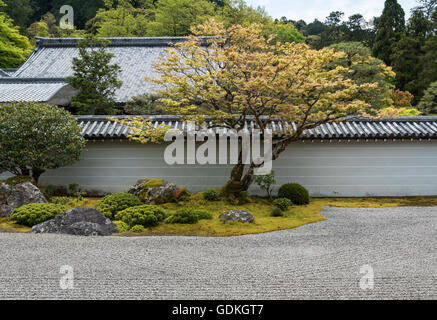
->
[[0, 206, 436, 300]]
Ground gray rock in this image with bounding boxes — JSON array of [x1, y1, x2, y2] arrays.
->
[[32, 207, 118, 236], [128, 178, 188, 204], [219, 210, 254, 223], [0, 182, 47, 217]]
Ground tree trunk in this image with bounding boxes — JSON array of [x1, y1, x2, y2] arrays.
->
[[222, 138, 292, 196], [31, 168, 45, 184], [19, 167, 30, 176], [221, 150, 247, 195]]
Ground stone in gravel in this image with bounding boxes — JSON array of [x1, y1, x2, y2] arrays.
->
[[219, 210, 254, 223], [32, 207, 118, 236], [0, 182, 47, 217]]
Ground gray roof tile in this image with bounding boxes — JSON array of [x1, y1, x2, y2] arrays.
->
[[0, 81, 67, 102], [0, 37, 211, 103], [75, 115, 437, 140]]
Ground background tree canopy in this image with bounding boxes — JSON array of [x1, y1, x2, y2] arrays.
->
[[0, 1, 32, 68], [0, 0, 437, 112]]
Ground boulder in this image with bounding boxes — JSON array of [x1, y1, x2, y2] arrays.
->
[[127, 178, 189, 204], [0, 182, 47, 217], [31, 207, 119, 236], [219, 210, 254, 223]]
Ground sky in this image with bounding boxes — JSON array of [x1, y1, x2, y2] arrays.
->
[[245, 0, 418, 22]]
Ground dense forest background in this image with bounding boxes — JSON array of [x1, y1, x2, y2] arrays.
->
[[1, 0, 436, 112]]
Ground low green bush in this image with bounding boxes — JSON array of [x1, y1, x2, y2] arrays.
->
[[238, 191, 249, 204], [203, 189, 220, 201], [194, 209, 213, 220], [165, 208, 199, 224], [10, 203, 68, 226], [114, 220, 129, 233], [68, 183, 86, 200], [95, 193, 142, 219], [114, 205, 167, 228], [277, 183, 310, 205], [270, 208, 284, 217], [50, 196, 74, 206], [273, 198, 292, 211], [130, 225, 146, 233]]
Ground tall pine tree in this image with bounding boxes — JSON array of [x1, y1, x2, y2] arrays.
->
[[373, 0, 405, 65], [391, 9, 432, 103]]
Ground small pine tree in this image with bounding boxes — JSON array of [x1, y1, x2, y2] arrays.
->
[[254, 171, 276, 199], [67, 36, 122, 115]]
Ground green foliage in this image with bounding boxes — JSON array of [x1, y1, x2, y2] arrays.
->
[[273, 198, 292, 211], [147, 0, 215, 36], [391, 9, 433, 102], [0, 0, 34, 32], [68, 184, 86, 200], [0, 102, 86, 183], [264, 22, 305, 44], [418, 9, 437, 100], [91, 5, 152, 37], [216, 0, 272, 27], [254, 171, 275, 199], [316, 11, 348, 48], [67, 36, 122, 115], [86, 0, 274, 37], [50, 196, 74, 206], [10, 203, 67, 226], [373, 0, 406, 65], [270, 208, 284, 217], [114, 204, 167, 228], [194, 209, 213, 220], [130, 224, 146, 233], [203, 189, 220, 201], [165, 208, 199, 224], [220, 180, 245, 197], [329, 42, 395, 109], [114, 220, 129, 232], [32, 0, 106, 30], [124, 94, 166, 115], [95, 193, 142, 219], [4, 175, 35, 186], [27, 12, 86, 44], [391, 35, 424, 100], [278, 183, 310, 205], [419, 81, 437, 114], [238, 190, 249, 204], [41, 184, 57, 200], [0, 11, 32, 68]]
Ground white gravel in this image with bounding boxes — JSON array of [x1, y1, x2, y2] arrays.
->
[[0, 206, 436, 300]]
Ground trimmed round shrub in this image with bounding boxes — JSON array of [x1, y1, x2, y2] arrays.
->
[[273, 198, 292, 211], [270, 208, 284, 217], [10, 203, 68, 226], [165, 208, 199, 224], [114, 220, 129, 233], [194, 209, 213, 220], [114, 205, 167, 228], [130, 225, 146, 233], [203, 189, 220, 201], [278, 183, 310, 205], [95, 193, 142, 219]]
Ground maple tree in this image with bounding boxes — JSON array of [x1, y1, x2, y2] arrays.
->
[[115, 18, 400, 194]]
